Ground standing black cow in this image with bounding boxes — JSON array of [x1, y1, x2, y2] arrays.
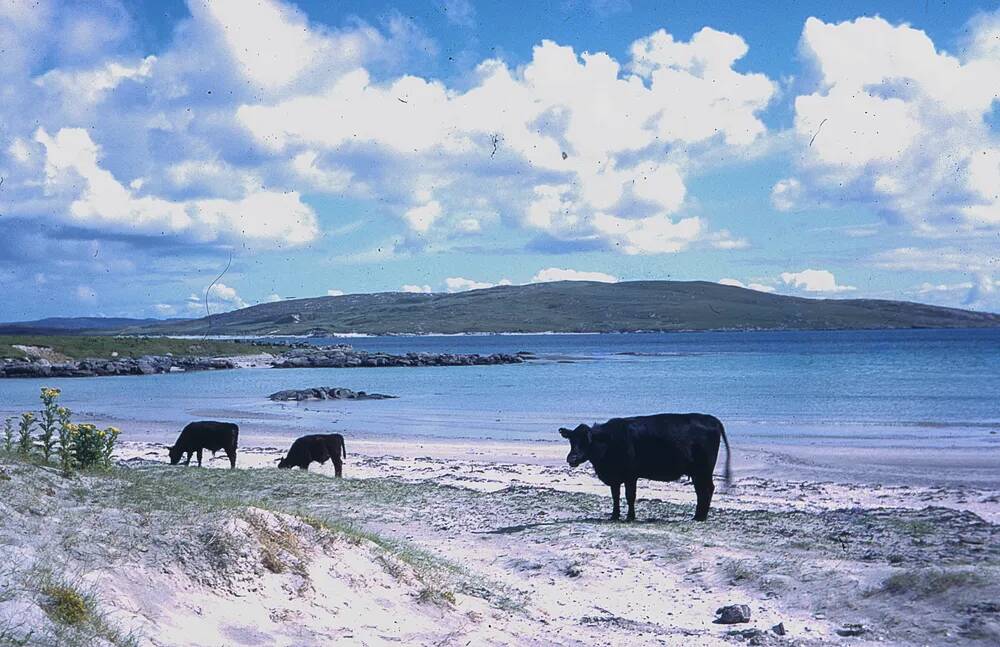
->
[[559, 413, 731, 521], [277, 433, 346, 476], [168, 421, 239, 468]]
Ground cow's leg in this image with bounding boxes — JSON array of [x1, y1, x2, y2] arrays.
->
[[333, 457, 343, 478], [625, 479, 638, 521], [184, 451, 192, 466], [226, 446, 237, 469], [609, 483, 621, 521], [300, 464, 309, 470], [196, 448, 203, 467], [693, 475, 715, 521]]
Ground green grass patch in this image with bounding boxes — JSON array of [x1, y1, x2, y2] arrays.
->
[[0, 335, 288, 361], [41, 584, 88, 626], [873, 567, 988, 598]]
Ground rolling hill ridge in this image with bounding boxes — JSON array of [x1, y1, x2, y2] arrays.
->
[[124, 281, 1000, 336]]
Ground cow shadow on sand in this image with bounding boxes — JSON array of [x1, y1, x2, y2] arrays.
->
[[480, 515, 689, 535]]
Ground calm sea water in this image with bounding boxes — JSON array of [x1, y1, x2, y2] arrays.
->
[[1, 329, 998, 447]]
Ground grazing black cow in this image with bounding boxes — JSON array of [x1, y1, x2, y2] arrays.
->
[[168, 421, 239, 468], [559, 413, 731, 521], [277, 434, 346, 476]]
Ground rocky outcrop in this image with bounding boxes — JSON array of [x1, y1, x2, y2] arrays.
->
[[0, 355, 235, 378], [270, 347, 528, 369], [268, 387, 396, 401], [0, 344, 532, 378]]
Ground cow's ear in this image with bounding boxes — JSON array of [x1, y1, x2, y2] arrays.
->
[[558, 427, 571, 438]]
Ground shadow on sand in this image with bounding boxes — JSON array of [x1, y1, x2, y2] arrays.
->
[[479, 515, 687, 534]]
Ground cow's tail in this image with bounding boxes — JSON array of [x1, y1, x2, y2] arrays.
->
[[341, 438, 347, 459], [719, 421, 732, 488]]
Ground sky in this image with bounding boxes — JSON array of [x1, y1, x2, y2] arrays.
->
[[0, 0, 998, 320]]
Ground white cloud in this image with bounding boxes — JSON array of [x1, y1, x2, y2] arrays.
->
[[266, 293, 283, 303], [403, 200, 442, 233], [401, 284, 433, 293], [718, 278, 776, 293], [591, 212, 705, 254], [30, 127, 319, 247], [34, 56, 155, 107], [445, 277, 512, 292], [531, 267, 618, 283], [780, 269, 855, 293], [874, 247, 997, 273], [326, 289, 345, 297], [776, 16, 1000, 233], [918, 281, 974, 294], [914, 275, 999, 311], [75, 285, 97, 304], [186, 282, 248, 313], [153, 303, 176, 316], [963, 274, 998, 308], [0, 1, 778, 263], [235, 23, 775, 252]]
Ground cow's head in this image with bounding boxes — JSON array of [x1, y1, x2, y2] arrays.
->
[[559, 424, 595, 467], [167, 444, 183, 465], [276, 456, 292, 469]]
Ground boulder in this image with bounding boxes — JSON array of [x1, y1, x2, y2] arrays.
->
[[714, 604, 752, 624]]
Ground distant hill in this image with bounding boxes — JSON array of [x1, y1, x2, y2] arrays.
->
[[0, 317, 186, 336], [123, 281, 1000, 336]]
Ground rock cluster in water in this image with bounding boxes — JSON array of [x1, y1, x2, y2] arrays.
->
[[0, 356, 235, 378], [270, 346, 529, 369], [268, 387, 396, 401]]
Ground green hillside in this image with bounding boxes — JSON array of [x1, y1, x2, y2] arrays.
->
[[124, 281, 1000, 336]]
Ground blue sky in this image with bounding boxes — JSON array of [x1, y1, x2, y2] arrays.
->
[[0, 0, 998, 320]]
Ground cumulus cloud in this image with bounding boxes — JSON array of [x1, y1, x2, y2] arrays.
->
[[718, 278, 776, 293], [775, 16, 1000, 233], [445, 277, 512, 292], [235, 19, 775, 251], [186, 282, 248, 313], [26, 127, 319, 247], [779, 269, 855, 293], [326, 289, 345, 296], [0, 0, 780, 263], [531, 267, 618, 283], [915, 275, 999, 311], [401, 284, 433, 293]]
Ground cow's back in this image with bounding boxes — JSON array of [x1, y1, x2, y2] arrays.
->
[[289, 434, 339, 463], [179, 421, 239, 451], [603, 414, 723, 482]]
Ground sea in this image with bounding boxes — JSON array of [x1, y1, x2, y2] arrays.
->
[[1, 329, 998, 449]]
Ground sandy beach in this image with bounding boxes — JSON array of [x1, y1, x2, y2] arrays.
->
[[3, 430, 997, 646]]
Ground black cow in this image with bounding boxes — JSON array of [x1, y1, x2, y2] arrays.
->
[[168, 421, 239, 468], [559, 413, 731, 521], [277, 434, 346, 476]]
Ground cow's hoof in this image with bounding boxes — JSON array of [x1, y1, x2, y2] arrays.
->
[[693, 515, 708, 522], [625, 515, 636, 523], [609, 515, 621, 522]]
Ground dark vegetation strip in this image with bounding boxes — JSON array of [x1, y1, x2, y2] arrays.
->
[[0, 335, 288, 360]]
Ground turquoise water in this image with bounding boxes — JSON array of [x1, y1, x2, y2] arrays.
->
[[1, 329, 998, 447]]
